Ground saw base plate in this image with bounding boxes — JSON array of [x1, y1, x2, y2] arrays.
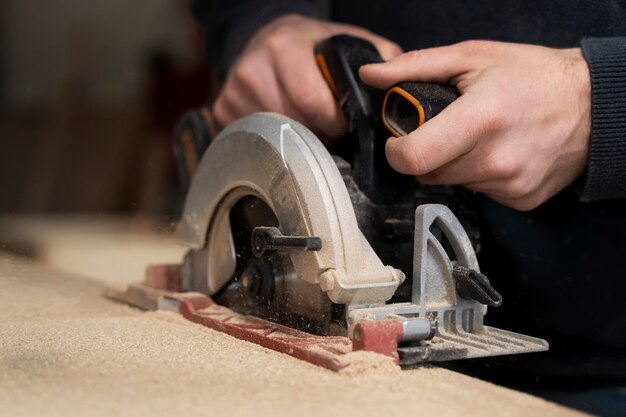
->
[[105, 263, 403, 371], [106, 262, 548, 370]]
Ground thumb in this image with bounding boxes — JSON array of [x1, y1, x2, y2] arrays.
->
[[384, 93, 478, 175], [359, 41, 485, 89]]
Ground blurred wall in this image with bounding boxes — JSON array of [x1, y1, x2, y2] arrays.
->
[[0, 0, 210, 216], [1, 0, 194, 110]]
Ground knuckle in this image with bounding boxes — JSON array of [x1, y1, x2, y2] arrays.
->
[[385, 41, 403, 56], [457, 40, 485, 54], [504, 177, 533, 200], [483, 110, 506, 132], [477, 102, 507, 133], [483, 152, 516, 178], [231, 61, 255, 86], [403, 50, 421, 63], [265, 26, 293, 52]]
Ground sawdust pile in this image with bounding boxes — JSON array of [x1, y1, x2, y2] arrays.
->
[[0, 256, 589, 417], [337, 350, 400, 376]]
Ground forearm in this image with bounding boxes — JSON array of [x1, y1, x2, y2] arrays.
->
[[191, 0, 318, 77], [579, 37, 626, 201]]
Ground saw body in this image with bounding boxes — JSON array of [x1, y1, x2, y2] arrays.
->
[[175, 112, 547, 364], [110, 35, 547, 368], [179, 113, 403, 335]]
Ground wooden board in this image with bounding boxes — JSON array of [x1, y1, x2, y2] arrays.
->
[[0, 254, 587, 417]]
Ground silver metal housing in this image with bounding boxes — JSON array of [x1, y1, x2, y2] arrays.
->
[[178, 113, 403, 306], [178, 112, 548, 363]]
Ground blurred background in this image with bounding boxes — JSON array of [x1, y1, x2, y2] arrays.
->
[[0, 0, 216, 218], [0, 0, 216, 278]]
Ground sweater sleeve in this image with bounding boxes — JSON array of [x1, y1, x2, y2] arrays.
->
[[579, 37, 626, 201], [191, 0, 319, 78]]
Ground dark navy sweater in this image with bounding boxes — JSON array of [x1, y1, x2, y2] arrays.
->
[[192, 0, 626, 383]]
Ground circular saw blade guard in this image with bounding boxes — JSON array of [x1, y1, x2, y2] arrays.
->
[[178, 113, 403, 307]]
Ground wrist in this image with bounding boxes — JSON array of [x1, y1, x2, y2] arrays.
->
[[564, 48, 592, 179]]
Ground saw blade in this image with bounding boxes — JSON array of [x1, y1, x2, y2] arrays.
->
[[207, 194, 338, 334]]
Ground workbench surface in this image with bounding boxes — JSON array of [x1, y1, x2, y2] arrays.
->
[[0, 217, 588, 417]]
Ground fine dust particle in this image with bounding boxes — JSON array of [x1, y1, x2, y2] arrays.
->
[[338, 351, 400, 376]]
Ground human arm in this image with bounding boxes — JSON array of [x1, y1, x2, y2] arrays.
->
[[360, 38, 626, 209], [360, 40, 623, 210]]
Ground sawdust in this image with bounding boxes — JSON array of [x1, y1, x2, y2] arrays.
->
[[147, 310, 398, 375], [338, 351, 400, 376], [0, 255, 590, 417]]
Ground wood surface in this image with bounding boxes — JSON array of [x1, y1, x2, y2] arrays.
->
[[0, 217, 588, 417]]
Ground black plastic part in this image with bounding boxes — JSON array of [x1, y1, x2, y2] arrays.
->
[[398, 344, 470, 366], [314, 35, 415, 205], [172, 106, 220, 192], [453, 265, 503, 307], [212, 196, 279, 317], [251, 227, 322, 257], [384, 82, 459, 136]]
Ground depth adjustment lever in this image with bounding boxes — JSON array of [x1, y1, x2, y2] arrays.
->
[[452, 265, 502, 307], [251, 227, 322, 257]]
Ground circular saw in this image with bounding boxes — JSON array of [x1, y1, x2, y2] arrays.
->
[[109, 35, 548, 369], [178, 112, 403, 337], [172, 109, 547, 365]]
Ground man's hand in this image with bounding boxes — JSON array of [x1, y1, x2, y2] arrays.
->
[[213, 14, 402, 140], [360, 41, 591, 210]]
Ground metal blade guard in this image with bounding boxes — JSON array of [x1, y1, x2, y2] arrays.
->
[[176, 113, 548, 365]]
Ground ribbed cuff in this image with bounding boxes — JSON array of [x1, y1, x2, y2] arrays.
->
[[579, 37, 626, 201]]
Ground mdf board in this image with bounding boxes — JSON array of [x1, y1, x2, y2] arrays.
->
[[0, 255, 587, 417]]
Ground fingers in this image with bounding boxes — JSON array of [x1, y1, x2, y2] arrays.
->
[[384, 94, 480, 175], [213, 78, 262, 126], [360, 40, 588, 211], [214, 46, 341, 136], [359, 41, 491, 89], [214, 15, 353, 138], [274, 47, 347, 137], [416, 138, 524, 186]]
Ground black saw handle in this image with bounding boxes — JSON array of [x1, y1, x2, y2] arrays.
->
[[172, 35, 459, 196], [314, 35, 411, 204], [383, 82, 459, 137], [314, 35, 459, 204], [314, 35, 384, 128], [172, 106, 221, 192], [315, 35, 459, 137]]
